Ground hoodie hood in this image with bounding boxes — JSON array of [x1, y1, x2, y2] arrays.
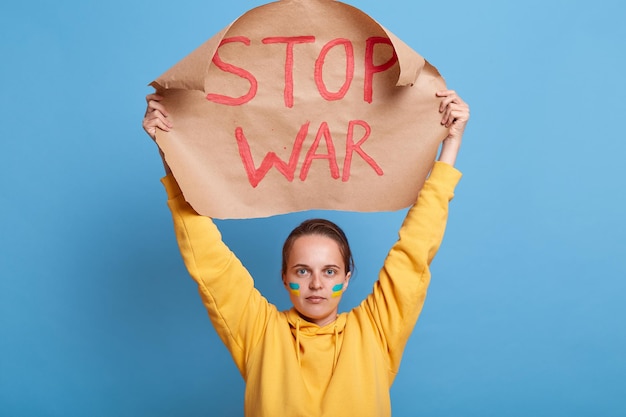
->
[[285, 308, 348, 335], [285, 308, 348, 374]]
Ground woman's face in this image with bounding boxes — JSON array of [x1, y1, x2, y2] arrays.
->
[[282, 234, 351, 327]]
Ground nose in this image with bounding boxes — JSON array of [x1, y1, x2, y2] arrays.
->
[[309, 273, 322, 290]]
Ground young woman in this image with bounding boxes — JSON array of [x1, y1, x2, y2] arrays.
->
[[143, 90, 469, 417]]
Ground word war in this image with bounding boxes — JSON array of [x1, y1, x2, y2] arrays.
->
[[235, 119, 384, 188]]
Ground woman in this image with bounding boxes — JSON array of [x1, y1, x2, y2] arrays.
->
[[143, 90, 469, 417]]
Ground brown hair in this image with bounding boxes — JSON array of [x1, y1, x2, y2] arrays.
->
[[281, 219, 355, 276]]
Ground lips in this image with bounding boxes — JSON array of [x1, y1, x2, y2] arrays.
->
[[305, 296, 326, 303]]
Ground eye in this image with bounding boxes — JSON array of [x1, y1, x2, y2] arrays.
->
[[296, 268, 309, 276], [325, 269, 336, 276]]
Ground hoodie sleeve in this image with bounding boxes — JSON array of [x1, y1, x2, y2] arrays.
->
[[361, 161, 462, 374], [161, 174, 275, 377]]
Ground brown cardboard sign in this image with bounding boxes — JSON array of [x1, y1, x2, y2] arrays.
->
[[151, 0, 448, 219]]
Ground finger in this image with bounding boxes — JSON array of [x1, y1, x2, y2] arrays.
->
[[436, 89, 456, 97], [145, 93, 163, 103], [143, 109, 172, 129], [147, 110, 173, 128], [439, 97, 458, 114], [436, 90, 457, 108], [441, 100, 458, 124], [143, 117, 172, 140], [442, 106, 454, 126], [443, 108, 468, 127], [144, 106, 172, 130], [439, 94, 462, 113], [448, 102, 470, 123], [152, 118, 171, 133], [452, 105, 470, 120], [442, 106, 467, 127], [441, 100, 469, 124], [146, 100, 169, 117], [144, 94, 169, 120], [447, 108, 470, 129], [449, 111, 469, 127]]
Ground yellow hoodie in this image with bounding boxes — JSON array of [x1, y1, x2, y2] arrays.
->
[[162, 161, 461, 417]]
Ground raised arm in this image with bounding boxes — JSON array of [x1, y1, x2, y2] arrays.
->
[[360, 90, 469, 374], [142, 94, 274, 374]]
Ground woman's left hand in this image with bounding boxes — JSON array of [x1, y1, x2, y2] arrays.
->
[[436, 90, 470, 166]]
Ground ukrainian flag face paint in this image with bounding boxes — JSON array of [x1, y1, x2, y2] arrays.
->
[[289, 282, 300, 296], [331, 283, 344, 297]]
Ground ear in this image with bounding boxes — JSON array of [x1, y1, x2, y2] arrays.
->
[[282, 274, 291, 292], [342, 271, 352, 292]]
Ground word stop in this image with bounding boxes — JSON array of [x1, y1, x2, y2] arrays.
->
[[206, 35, 398, 107]]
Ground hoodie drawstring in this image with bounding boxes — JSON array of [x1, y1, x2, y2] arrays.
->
[[295, 319, 302, 366], [332, 325, 339, 375], [292, 314, 340, 374]]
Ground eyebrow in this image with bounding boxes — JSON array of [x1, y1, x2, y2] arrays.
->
[[290, 264, 341, 269]]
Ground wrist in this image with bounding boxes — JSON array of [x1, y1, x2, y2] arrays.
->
[[437, 139, 461, 166]]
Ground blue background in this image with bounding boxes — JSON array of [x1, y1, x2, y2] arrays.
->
[[1, 1, 625, 416]]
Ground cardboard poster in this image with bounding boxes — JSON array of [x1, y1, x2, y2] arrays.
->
[[151, 0, 448, 219]]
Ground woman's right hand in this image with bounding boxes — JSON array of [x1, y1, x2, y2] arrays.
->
[[142, 93, 172, 141]]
